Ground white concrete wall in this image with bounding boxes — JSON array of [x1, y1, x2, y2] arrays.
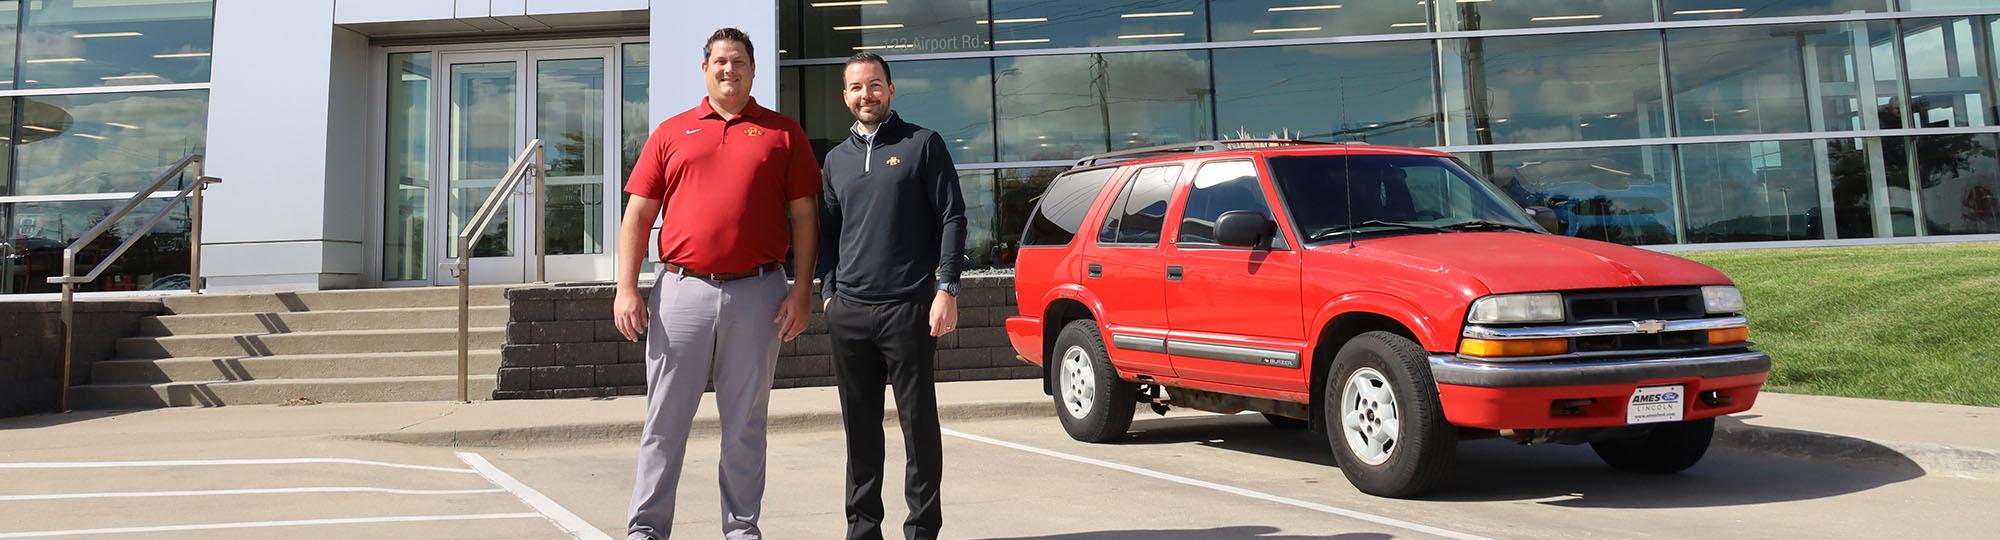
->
[[334, 0, 457, 24], [648, 4, 777, 127], [204, 0, 354, 291]]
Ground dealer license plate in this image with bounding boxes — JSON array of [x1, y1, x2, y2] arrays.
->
[[1626, 384, 1686, 425]]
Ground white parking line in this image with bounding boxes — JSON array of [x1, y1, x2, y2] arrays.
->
[[0, 487, 507, 502], [0, 458, 478, 474], [0, 513, 542, 538], [457, 452, 614, 540], [940, 428, 1494, 540]]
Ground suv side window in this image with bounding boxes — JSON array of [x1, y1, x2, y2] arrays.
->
[[1096, 165, 1181, 245], [1178, 160, 1285, 249], [1022, 167, 1117, 246]]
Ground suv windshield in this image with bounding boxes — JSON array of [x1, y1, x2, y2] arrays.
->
[[1266, 154, 1538, 243]]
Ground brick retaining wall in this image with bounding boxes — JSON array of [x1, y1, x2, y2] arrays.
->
[[0, 301, 163, 417], [497, 276, 1031, 399]]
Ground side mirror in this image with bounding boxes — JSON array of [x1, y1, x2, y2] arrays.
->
[[1526, 206, 1560, 233], [1215, 210, 1276, 248]]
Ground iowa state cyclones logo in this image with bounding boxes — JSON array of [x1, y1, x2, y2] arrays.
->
[[743, 126, 763, 137]]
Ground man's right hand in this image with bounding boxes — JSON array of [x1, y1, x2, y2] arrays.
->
[[614, 288, 648, 342]]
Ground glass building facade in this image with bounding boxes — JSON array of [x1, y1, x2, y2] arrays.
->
[[0, 0, 213, 293], [778, 0, 2000, 267]]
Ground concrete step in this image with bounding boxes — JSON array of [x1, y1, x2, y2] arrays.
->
[[162, 285, 514, 315], [115, 328, 505, 358], [137, 306, 510, 336], [69, 375, 499, 409], [90, 350, 504, 384]]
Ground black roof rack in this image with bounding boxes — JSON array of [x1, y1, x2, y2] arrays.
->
[[1070, 139, 1361, 168]]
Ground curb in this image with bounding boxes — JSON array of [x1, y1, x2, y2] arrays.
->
[[346, 398, 1053, 448], [1713, 417, 2000, 481]]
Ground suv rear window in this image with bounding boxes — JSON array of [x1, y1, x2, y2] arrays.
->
[[1022, 167, 1116, 246]]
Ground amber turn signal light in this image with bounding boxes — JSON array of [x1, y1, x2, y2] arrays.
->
[[1708, 326, 1750, 346], [1459, 338, 1568, 357]]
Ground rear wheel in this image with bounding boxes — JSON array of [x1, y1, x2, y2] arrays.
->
[[1590, 417, 1714, 474], [1052, 320, 1136, 443], [1325, 331, 1456, 498]]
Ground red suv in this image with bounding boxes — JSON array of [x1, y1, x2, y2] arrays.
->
[[1004, 140, 1770, 497]]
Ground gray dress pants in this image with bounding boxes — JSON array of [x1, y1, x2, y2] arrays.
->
[[627, 267, 786, 540]]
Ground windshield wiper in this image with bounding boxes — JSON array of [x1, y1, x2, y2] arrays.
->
[[1308, 220, 1441, 241], [1437, 220, 1541, 233]]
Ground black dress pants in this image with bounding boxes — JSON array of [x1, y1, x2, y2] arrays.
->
[[827, 297, 944, 540]]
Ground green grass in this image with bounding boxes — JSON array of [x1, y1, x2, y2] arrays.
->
[[1677, 243, 2000, 407]]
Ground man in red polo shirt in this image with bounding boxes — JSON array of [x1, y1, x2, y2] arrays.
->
[[612, 28, 818, 540]]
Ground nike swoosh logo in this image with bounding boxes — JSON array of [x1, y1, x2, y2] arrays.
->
[[684, 129, 702, 135]]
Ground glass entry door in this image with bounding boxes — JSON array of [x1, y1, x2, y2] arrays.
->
[[434, 48, 617, 285]]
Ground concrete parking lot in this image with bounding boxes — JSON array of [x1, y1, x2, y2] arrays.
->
[[3, 381, 1997, 539]]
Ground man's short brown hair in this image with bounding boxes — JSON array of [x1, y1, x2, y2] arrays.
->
[[845, 52, 892, 83], [703, 27, 755, 63]]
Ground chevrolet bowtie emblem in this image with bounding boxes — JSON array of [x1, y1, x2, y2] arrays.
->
[[886, 156, 901, 166], [744, 127, 763, 137], [1632, 319, 1667, 334]]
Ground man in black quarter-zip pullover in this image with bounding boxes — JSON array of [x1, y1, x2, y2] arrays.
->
[[815, 51, 966, 540]]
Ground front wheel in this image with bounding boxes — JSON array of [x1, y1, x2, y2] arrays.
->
[[1051, 320, 1136, 443], [1325, 331, 1456, 498], [1590, 417, 1714, 474]]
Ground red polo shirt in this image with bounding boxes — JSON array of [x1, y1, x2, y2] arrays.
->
[[625, 97, 821, 274]]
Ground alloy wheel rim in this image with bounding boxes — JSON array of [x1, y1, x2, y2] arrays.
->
[[1060, 346, 1095, 419], [1339, 367, 1401, 466]]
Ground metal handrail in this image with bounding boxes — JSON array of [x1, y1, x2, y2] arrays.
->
[[452, 139, 546, 402], [48, 154, 220, 412]]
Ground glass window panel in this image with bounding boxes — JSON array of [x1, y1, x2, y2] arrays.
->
[[1902, 17, 1993, 128], [959, 169, 999, 268], [1179, 160, 1272, 245], [1882, 136, 1921, 236], [14, 90, 207, 196], [1669, 25, 1814, 136], [799, 0, 987, 57], [1680, 140, 1823, 243], [1910, 133, 2000, 234], [1214, 41, 1438, 147], [446, 62, 517, 259], [997, 51, 1212, 162], [1903, 0, 2000, 11], [991, 0, 1204, 50], [621, 44, 649, 188], [1484, 146, 1679, 245], [780, 0, 799, 60], [1806, 21, 1906, 131], [0, 1, 18, 89], [537, 57, 606, 257], [4, 198, 189, 293], [1442, 31, 1668, 145], [20, 0, 213, 88], [383, 53, 431, 282], [1822, 138, 1880, 239], [1098, 165, 1178, 245], [1438, 0, 1652, 31], [886, 59, 995, 163], [1663, 0, 1890, 20], [1209, 0, 1429, 40]]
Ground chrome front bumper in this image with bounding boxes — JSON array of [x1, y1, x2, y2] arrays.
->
[[1428, 350, 1771, 388]]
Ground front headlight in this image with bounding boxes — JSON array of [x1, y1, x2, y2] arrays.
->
[[1467, 293, 1565, 324], [1702, 285, 1746, 314]]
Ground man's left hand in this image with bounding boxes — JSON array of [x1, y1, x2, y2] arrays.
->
[[930, 291, 958, 337], [775, 288, 812, 341]]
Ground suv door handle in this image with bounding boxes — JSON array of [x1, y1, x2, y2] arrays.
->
[[1087, 263, 1103, 278], [1166, 265, 1183, 281]]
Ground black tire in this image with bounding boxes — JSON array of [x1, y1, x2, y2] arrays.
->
[[1051, 320, 1136, 443], [1324, 331, 1456, 498], [1590, 417, 1714, 474], [1263, 413, 1309, 430]]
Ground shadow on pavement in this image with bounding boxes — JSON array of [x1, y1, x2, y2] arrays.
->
[[1112, 413, 1926, 509], [0, 408, 138, 431], [981, 527, 1391, 540]]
